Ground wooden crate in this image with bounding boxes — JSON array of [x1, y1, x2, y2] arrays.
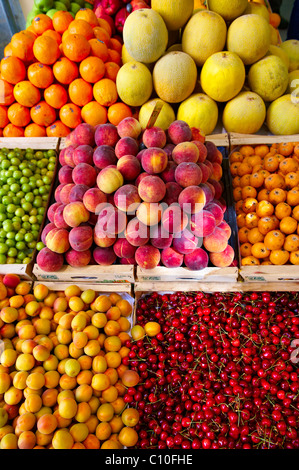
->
[[0, 138, 60, 280], [33, 264, 135, 283], [230, 133, 299, 147]]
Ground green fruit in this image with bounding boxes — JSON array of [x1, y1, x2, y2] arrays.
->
[[54, 1, 68, 11], [70, 2, 80, 14], [47, 8, 58, 17], [59, 0, 71, 8], [34, 0, 54, 12], [84, 2, 93, 9], [73, 0, 85, 6]]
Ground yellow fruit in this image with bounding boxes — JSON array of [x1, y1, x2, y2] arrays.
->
[[123, 9, 168, 64], [287, 70, 299, 96], [151, 0, 193, 31], [266, 94, 299, 135], [182, 10, 227, 66], [138, 98, 175, 130], [269, 24, 279, 46], [200, 51, 245, 102], [266, 45, 290, 70], [207, 0, 248, 21], [177, 93, 218, 136], [280, 39, 299, 72], [244, 2, 270, 22], [152, 51, 197, 103], [222, 91, 266, 134], [116, 61, 153, 107], [227, 14, 271, 65], [248, 55, 289, 102]]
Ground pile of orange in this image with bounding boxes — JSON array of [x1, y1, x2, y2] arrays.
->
[[230, 141, 299, 266], [0, 10, 132, 138]]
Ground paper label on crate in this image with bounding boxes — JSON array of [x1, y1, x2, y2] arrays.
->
[[146, 101, 164, 129]]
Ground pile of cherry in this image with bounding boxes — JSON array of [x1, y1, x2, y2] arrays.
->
[[123, 291, 299, 449]]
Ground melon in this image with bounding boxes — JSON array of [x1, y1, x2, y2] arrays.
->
[[222, 91, 266, 134], [138, 98, 176, 130], [182, 10, 227, 66], [243, 2, 270, 22], [227, 14, 271, 65], [248, 55, 288, 102], [123, 9, 168, 64], [266, 45, 290, 69], [280, 40, 299, 72], [152, 51, 197, 103], [200, 51, 245, 102], [116, 61, 153, 107], [151, 0, 193, 31], [167, 43, 183, 53], [286, 70, 299, 96], [207, 0, 248, 21], [266, 94, 299, 135], [177, 93, 219, 136]]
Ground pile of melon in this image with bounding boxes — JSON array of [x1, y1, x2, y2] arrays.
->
[[117, 0, 299, 136]]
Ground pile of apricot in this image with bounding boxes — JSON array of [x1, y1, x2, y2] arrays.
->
[[0, 273, 140, 449], [230, 141, 299, 266]]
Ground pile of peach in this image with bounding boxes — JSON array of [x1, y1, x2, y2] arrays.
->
[[0, 273, 140, 449], [230, 141, 299, 266], [0, 9, 130, 138], [37, 118, 236, 272]]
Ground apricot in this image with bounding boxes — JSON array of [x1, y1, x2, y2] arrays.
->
[[121, 408, 139, 427]]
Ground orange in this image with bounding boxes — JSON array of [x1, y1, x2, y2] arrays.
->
[[257, 188, 270, 202], [235, 200, 244, 214], [53, 57, 79, 85], [238, 226, 249, 243], [27, 63, 54, 89], [63, 34, 91, 62], [287, 188, 299, 206], [240, 242, 252, 258], [52, 11, 74, 34], [31, 14, 53, 35], [264, 174, 285, 191], [256, 200, 274, 218], [239, 174, 251, 188], [13, 81, 41, 107], [44, 84, 68, 109], [264, 155, 279, 172], [0, 105, 9, 128], [279, 216, 297, 235], [269, 249, 289, 265], [109, 38, 122, 54], [275, 202, 292, 220], [258, 216, 279, 236], [0, 79, 15, 106], [93, 27, 110, 46], [7, 103, 31, 127], [279, 157, 299, 175], [3, 123, 24, 137], [108, 102, 132, 126], [79, 56, 105, 83], [249, 171, 264, 187], [241, 256, 260, 266], [284, 234, 299, 252], [0, 56, 26, 85], [24, 123, 46, 137], [42, 29, 62, 45], [285, 172, 299, 189], [230, 162, 241, 176], [232, 176, 241, 188], [4, 43, 13, 57], [245, 212, 259, 229], [268, 188, 287, 205], [46, 120, 70, 137], [278, 142, 294, 157], [247, 155, 262, 168], [81, 101, 107, 127], [230, 151, 243, 163], [30, 101, 57, 127], [33, 35, 60, 65], [269, 12, 281, 28], [254, 144, 269, 157], [290, 251, 299, 265], [264, 230, 285, 250], [240, 145, 255, 157], [88, 38, 109, 62], [241, 186, 257, 199], [292, 205, 299, 221], [68, 19, 94, 40], [97, 18, 112, 36], [93, 78, 118, 107], [68, 78, 93, 107], [11, 30, 35, 62], [60, 103, 82, 128], [242, 197, 258, 214], [107, 49, 121, 65], [233, 187, 242, 202], [251, 242, 270, 259], [294, 144, 299, 158], [236, 212, 246, 228], [75, 9, 98, 28]]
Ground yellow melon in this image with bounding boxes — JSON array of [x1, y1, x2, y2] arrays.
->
[[123, 9, 168, 64], [177, 93, 219, 136], [266, 94, 299, 135], [151, 0, 194, 31], [138, 98, 176, 130], [152, 51, 197, 104], [266, 45, 290, 69], [244, 2, 270, 22], [248, 55, 288, 102], [222, 91, 266, 134], [280, 40, 299, 72], [116, 61, 153, 107], [227, 14, 271, 65], [182, 10, 227, 66], [207, 0, 248, 21], [200, 51, 245, 102], [269, 24, 279, 45]]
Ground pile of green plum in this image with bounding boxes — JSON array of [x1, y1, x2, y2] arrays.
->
[[0, 147, 56, 264]]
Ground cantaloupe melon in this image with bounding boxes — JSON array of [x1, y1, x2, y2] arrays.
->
[[116, 61, 153, 107], [222, 91, 266, 134], [280, 40, 299, 72], [151, 0, 193, 31], [248, 55, 288, 102], [177, 93, 219, 136], [207, 0, 248, 21], [243, 2, 270, 22], [138, 98, 176, 130], [266, 94, 299, 135], [266, 44, 290, 69]]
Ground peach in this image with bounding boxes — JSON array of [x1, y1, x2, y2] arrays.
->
[[97, 167, 124, 194], [200, 183, 215, 205], [150, 223, 173, 249], [138, 175, 166, 203], [204, 202, 224, 226], [117, 155, 141, 181], [117, 116, 142, 139], [161, 247, 184, 268], [161, 204, 188, 234], [54, 204, 69, 229], [83, 188, 107, 213], [97, 205, 127, 235], [95, 123, 119, 147], [72, 163, 97, 187], [136, 202, 163, 226], [125, 218, 150, 247], [167, 120, 192, 144], [59, 147, 67, 166], [41, 223, 56, 244], [69, 184, 89, 203], [218, 220, 231, 239], [163, 182, 182, 206], [135, 245, 161, 269], [115, 136, 139, 159], [204, 159, 213, 176], [135, 172, 148, 186], [136, 149, 146, 162], [205, 141, 218, 163], [211, 162, 223, 182], [93, 145, 117, 169], [94, 228, 116, 248], [198, 163, 211, 184], [113, 238, 136, 259], [93, 247, 117, 265], [216, 197, 226, 212], [69, 225, 93, 252], [74, 123, 95, 147], [36, 247, 64, 272], [46, 228, 70, 254], [141, 148, 168, 174], [203, 226, 228, 253], [178, 186, 206, 214], [172, 141, 199, 165], [209, 245, 235, 267], [58, 165, 73, 184], [192, 141, 207, 162], [191, 127, 205, 143], [119, 257, 136, 265], [60, 183, 76, 204], [63, 202, 90, 227], [114, 184, 141, 213], [54, 184, 66, 203], [184, 247, 209, 270], [64, 146, 76, 168], [208, 178, 223, 199], [161, 161, 177, 183], [64, 130, 78, 147], [164, 143, 175, 158], [142, 126, 167, 148], [73, 145, 94, 166], [172, 228, 199, 254], [190, 210, 216, 238], [175, 162, 202, 188]]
